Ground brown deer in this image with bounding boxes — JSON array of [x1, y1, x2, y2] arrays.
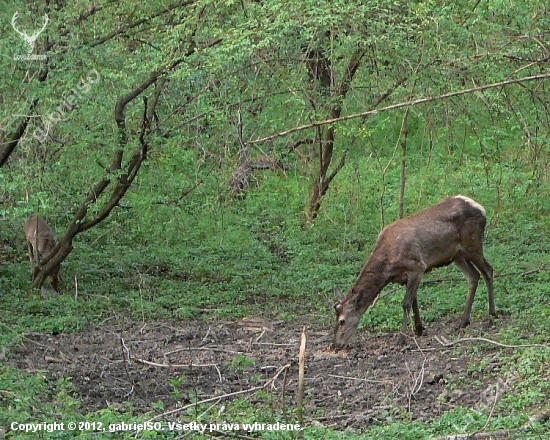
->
[[24, 215, 60, 292], [333, 195, 496, 351]]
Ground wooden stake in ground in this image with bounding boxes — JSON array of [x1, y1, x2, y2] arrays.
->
[[297, 326, 307, 428]]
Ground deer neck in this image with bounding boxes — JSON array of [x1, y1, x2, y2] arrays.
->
[[349, 257, 390, 313]]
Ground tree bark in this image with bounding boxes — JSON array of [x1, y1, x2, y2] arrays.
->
[[398, 108, 410, 219], [305, 47, 363, 221]]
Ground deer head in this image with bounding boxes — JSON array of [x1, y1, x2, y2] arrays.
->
[[333, 287, 362, 351]]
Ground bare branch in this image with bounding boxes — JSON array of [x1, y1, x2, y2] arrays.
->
[[248, 73, 550, 145], [144, 363, 291, 423], [88, 1, 196, 48], [434, 335, 549, 350]]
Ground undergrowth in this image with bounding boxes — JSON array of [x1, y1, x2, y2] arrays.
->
[[1, 145, 550, 438]]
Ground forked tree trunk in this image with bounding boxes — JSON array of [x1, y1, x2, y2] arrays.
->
[[31, 35, 222, 289], [32, 96, 153, 289], [304, 46, 363, 221]]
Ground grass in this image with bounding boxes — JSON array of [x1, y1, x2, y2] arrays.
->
[[1, 140, 550, 438]]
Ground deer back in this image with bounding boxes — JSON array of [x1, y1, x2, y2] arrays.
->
[[24, 215, 57, 259]]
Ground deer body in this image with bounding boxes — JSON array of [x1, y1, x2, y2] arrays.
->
[[24, 215, 60, 292], [333, 195, 495, 351]]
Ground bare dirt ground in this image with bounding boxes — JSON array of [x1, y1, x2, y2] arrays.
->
[[8, 315, 505, 432]]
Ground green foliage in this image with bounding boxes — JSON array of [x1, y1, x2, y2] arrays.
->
[[0, 368, 81, 439], [167, 376, 186, 400], [227, 355, 256, 374]]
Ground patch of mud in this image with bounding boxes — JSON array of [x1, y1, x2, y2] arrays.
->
[[7, 316, 504, 431]]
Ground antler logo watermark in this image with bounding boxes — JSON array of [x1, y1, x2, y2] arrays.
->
[[11, 11, 49, 60]]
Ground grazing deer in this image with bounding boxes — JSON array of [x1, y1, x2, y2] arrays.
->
[[24, 215, 60, 292], [333, 195, 496, 351]]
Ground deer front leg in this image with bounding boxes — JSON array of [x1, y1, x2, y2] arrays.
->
[[412, 297, 424, 336], [454, 254, 480, 328], [397, 275, 422, 346]]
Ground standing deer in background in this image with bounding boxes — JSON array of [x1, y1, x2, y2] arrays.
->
[[24, 215, 60, 292], [333, 195, 496, 351]]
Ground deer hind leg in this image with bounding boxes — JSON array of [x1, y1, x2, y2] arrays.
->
[[50, 266, 60, 293], [470, 255, 495, 317], [27, 241, 35, 279], [398, 275, 422, 345], [454, 252, 480, 328], [27, 240, 42, 282], [460, 222, 496, 319]]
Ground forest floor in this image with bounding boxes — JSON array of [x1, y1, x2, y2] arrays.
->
[[7, 314, 509, 433]]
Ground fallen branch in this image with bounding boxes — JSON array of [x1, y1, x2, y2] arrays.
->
[[423, 266, 550, 285], [269, 363, 292, 390], [164, 346, 246, 356], [252, 342, 296, 347], [297, 327, 307, 428], [134, 358, 223, 382], [434, 335, 549, 350], [406, 358, 426, 414], [326, 374, 392, 385], [430, 410, 550, 440], [144, 363, 291, 424], [208, 430, 259, 440], [379, 266, 550, 299], [248, 73, 550, 145]]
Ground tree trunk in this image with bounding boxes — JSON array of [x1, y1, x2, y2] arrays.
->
[[304, 46, 363, 221], [30, 33, 223, 289], [398, 108, 410, 219]]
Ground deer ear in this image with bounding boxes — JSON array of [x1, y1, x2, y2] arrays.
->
[[334, 287, 345, 300]]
